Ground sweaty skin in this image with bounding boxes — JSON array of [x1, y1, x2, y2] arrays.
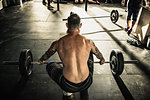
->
[[39, 29, 105, 83]]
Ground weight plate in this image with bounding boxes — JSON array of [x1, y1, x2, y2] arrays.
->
[[19, 49, 33, 78], [110, 49, 124, 76], [115, 10, 119, 23], [110, 56, 118, 72], [110, 10, 119, 23], [87, 51, 94, 75]]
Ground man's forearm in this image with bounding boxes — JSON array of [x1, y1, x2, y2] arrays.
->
[[92, 41, 104, 60], [94, 47, 104, 60], [40, 53, 49, 61], [39, 41, 58, 61], [96, 53, 104, 60], [40, 50, 56, 61]]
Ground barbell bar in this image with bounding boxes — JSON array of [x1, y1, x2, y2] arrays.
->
[[2, 49, 138, 78], [2, 60, 138, 65], [62, 10, 122, 23], [2, 61, 110, 65]]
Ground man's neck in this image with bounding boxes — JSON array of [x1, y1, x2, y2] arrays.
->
[[67, 29, 80, 35]]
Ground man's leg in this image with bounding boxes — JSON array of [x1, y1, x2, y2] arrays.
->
[[46, 61, 63, 84], [127, 12, 139, 35], [126, 9, 132, 34], [80, 0, 83, 3], [127, 20, 136, 35], [46, 61, 73, 98], [88, 0, 100, 4], [80, 89, 89, 100], [47, 0, 54, 10], [126, 19, 131, 31], [75, 0, 79, 3], [88, 0, 96, 4], [42, 0, 46, 5], [110, 0, 113, 3]]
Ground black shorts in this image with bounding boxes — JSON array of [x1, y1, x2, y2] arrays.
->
[[127, 8, 139, 21], [46, 52, 94, 93]]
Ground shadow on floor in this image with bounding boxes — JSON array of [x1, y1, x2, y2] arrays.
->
[[10, 76, 28, 100], [114, 75, 134, 100]]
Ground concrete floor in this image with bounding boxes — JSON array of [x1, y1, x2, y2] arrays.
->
[[0, 0, 150, 100]]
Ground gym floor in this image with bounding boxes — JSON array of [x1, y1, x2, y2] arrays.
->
[[0, 0, 150, 100]]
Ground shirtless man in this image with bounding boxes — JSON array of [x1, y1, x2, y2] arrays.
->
[[38, 12, 105, 99]]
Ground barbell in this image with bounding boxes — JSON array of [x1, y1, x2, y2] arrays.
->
[[2, 49, 138, 78], [62, 10, 122, 23]]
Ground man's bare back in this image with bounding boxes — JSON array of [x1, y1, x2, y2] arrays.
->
[[39, 30, 104, 84], [57, 31, 92, 83]]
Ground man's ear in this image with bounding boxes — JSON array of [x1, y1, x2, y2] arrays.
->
[[66, 23, 68, 28], [79, 23, 82, 28]]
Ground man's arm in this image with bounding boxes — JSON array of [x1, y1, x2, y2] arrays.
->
[[39, 40, 58, 62], [91, 40, 105, 65]]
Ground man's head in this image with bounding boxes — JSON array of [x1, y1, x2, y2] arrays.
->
[[66, 12, 82, 30]]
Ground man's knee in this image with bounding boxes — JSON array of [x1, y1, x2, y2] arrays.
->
[[46, 62, 63, 80], [46, 61, 55, 72]]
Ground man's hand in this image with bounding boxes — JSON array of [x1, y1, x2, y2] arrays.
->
[[99, 58, 105, 65], [38, 59, 45, 65]]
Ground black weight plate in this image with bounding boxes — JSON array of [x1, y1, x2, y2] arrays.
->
[[115, 10, 119, 23], [19, 49, 33, 78], [110, 49, 124, 76], [110, 10, 119, 23]]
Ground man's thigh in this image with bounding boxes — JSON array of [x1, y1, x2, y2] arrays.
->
[[46, 62, 63, 85], [127, 9, 133, 20], [132, 12, 139, 21]]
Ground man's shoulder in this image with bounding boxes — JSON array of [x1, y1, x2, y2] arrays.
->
[[57, 34, 68, 43], [81, 35, 92, 42], [62, 34, 69, 38], [57, 33, 92, 42]]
